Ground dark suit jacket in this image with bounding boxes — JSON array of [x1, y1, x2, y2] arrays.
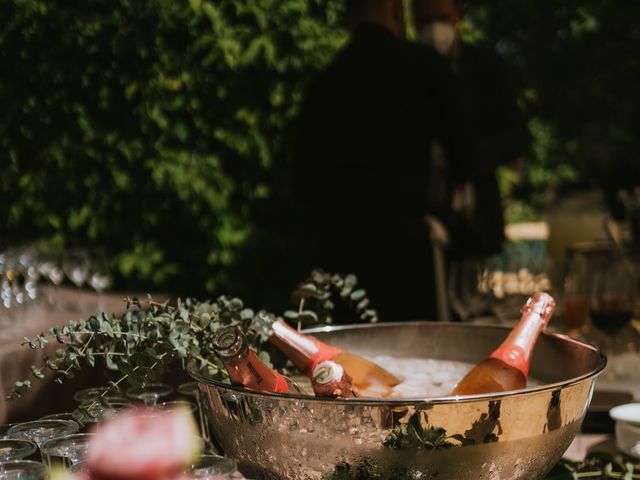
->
[[448, 41, 532, 258], [291, 23, 472, 321]]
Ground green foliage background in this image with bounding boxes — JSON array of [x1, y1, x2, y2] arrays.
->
[[1, 0, 638, 301], [463, 0, 640, 221], [1, 0, 346, 302]]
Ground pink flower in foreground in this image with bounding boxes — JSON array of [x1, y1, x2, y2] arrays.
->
[[86, 406, 201, 480]]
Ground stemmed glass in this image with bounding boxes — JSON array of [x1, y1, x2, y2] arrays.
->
[[73, 386, 127, 404], [88, 250, 111, 293], [589, 254, 636, 378], [448, 258, 491, 321], [7, 420, 79, 448], [178, 382, 211, 445], [561, 253, 590, 337], [40, 433, 94, 468], [0, 460, 47, 479], [0, 439, 38, 461], [126, 383, 174, 406], [63, 249, 90, 288], [190, 454, 238, 478]]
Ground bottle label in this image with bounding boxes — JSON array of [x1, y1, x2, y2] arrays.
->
[[229, 350, 289, 393]]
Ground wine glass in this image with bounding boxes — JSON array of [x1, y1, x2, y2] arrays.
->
[[40, 413, 78, 422], [0, 439, 38, 461], [190, 454, 238, 478], [561, 252, 590, 337], [73, 386, 127, 404], [0, 460, 47, 479], [589, 255, 636, 378], [40, 433, 94, 468], [178, 382, 211, 444], [63, 249, 90, 288], [448, 258, 491, 321], [126, 383, 174, 406], [6, 420, 79, 448], [88, 250, 111, 293], [73, 401, 130, 427], [0, 423, 18, 438]]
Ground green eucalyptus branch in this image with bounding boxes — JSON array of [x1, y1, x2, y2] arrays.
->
[[8, 270, 379, 402], [284, 269, 379, 327]]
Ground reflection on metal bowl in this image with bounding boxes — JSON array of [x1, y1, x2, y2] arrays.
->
[[189, 322, 606, 480]]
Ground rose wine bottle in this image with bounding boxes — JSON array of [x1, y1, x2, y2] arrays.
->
[[452, 292, 556, 396], [268, 319, 400, 397], [212, 327, 303, 394], [311, 361, 358, 399]]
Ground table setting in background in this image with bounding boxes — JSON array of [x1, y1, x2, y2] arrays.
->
[[2, 240, 640, 479]]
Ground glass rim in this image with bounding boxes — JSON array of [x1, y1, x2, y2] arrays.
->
[[0, 459, 48, 472], [0, 438, 38, 460], [7, 419, 79, 432], [73, 387, 126, 403], [39, 433, 95, 453], [191, 454, 238, 474], [125, 382, 174, 392]]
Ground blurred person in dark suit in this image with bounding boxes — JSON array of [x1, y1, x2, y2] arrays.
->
[[414, 0, 532, 259], [291, 0, 473, 321]]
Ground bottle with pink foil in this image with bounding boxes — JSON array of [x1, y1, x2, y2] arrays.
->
[[452, 292, 556, 395], [267, 318, 400, 397]]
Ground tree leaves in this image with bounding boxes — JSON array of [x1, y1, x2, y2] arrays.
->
[[287, 269, 379, 325], [0, 0, 347, 300]]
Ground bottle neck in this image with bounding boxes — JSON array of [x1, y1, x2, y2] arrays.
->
[[488, 309, 546, 378], [269, 320, 344, 374], [221, 348, 289, 393]]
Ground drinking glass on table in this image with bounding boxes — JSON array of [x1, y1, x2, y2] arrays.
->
[[561, 253, 590, 337], [73, 401, 130, 427], [126, 383, 173, 406], [178, 382, 211, 445], [88, 250, 111, 293], [7, 420, 79, 448], [190, 454, 238, 478], [73, 386, 128, 404], [63, 249, 90, 288], [589, 255, 636, 377], [0, 460, 47, 479], [40, 433, 94, 468], [0, 439, 37, 462], [448, 258, 492, 321]]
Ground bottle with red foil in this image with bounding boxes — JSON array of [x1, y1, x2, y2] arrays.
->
[[212, 327, 302, 394], [267, 318, 400, 397], [452, 292, 556, 396]]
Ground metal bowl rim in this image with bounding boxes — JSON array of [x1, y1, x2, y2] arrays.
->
[[189, 321, 607, 406]]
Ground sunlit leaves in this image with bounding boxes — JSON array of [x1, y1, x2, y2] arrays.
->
[[0, 0, 346, 296]]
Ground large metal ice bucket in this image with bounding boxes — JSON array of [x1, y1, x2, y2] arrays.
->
[[190, 322, 605, 480]]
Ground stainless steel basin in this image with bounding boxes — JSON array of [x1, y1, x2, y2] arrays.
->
[[190, 322, 606, 480]]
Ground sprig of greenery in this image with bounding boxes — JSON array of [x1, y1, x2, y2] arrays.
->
[[284, 269, 378, 328], [9, 295, 271, 401], [547, 452, 640, 479], [8, 270, 377, 402]]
